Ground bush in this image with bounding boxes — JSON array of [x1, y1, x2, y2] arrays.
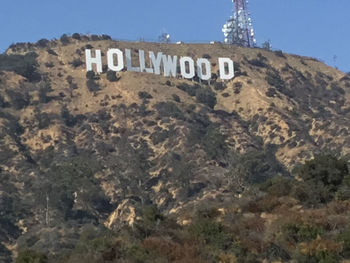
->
[[201, 124, 227, 160], [282, 223, 323, 243], [188, 218, 232, 250], [90, 35, 100, 41], [260, 175, 292, 197], [235, 147, 286, 184], [101, 34, 112, 40], [60, 34, 70, 45], [154, 102, 184, 120], [61, 105, 76, 127], [72, 33, 81, 40], [86, 70, 96, 80], [265, 69, 285, 91], [202, 54, 211, 59], [293, 154, 350, 204], [106, 70, 118, 82], [34, 108, 51, 129], [16, 250, 48, 263], [44, 62, 54, 68], [172, 94, 180, 102], [274, 50, 286, 58], [138, 91, 153, 100], [0, 52, 41, 82], [0, 94, 8, 108], [266, 88, 277, 97], [46, 49, 57, 56], [195, 87, 217, 109], [176, 83, 201, 97], [70, 58, 83, 68], [6, 89, 30, 110], [36, 39, 49, 48], [213, 81, 226, 91], [38, 81, 52, 103], [248, 58, 267, 68], [86, 79, 100, 92]]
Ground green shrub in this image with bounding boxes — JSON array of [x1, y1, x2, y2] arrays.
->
[[260, 175, 292, 197], [266, 88, 277, 97], [293, 154, 350, 204], [34, 107, 51, 129], [248, 58, 267, 68], [176, 82, 198, 96], [106, 70, 118, 82], [195, 87, 217, 109], [282, 223, 323, 243], [46, 49, 57, 56], [60, 34, 70, 45], [138, 91, 153, 99], [36, 39, 49, 48], [265, 69, 285, 91], [0, 94, 8, 108], [213, 81, 226, 91], [274, 50, 286, 58], [339, 222, 350, 258], [201, 124, 227, 160], [236, 147, 285, 184], [86, 79, 100, 92], [0, 52, 40, 82], [86, 70, 95, 80], [38, 82, 52, 103], [154, 102, 184, 120], [72, 33, 81, 40], [16, 250, 48, 263], [172, 94, 180, 102], [6, 89, 30, 110], [70, 58, 83, 68], [188, 218, 232, 250], [61, 105, 76, 127]]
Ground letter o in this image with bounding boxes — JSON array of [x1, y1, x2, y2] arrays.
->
[[180, 57, 195, 79]]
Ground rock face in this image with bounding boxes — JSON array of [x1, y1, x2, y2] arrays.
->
[[0, 36, 350, 261]]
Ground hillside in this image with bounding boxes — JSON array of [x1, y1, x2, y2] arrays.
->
[[1, 34, 350, 262]]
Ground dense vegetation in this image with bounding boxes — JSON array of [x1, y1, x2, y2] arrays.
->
[[10, 155, 350, 263]]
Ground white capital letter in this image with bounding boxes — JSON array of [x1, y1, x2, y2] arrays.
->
[[107, 49, 124, 72], [162, 55, 178, 77], [139, 50, 154, 73], [219, 58, 234, 80], [85, 49, 102, 73], [180, 57, 195, 79], [149, 51, 163, 75], [125, 49, 140, 72], [197, 58, 211, 81]]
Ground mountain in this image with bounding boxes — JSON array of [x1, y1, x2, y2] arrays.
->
[[1, 34, 350, 262]]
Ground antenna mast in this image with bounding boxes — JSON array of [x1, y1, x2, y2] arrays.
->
[[222, 0, 256, 47]]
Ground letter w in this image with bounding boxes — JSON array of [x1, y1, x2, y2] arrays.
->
[[162, 55, 177, 77]]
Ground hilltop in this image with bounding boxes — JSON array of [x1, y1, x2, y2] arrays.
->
[[1, 34, 350, 262]]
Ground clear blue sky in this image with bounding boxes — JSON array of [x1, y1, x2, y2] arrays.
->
[[0, 0, 349, 72]]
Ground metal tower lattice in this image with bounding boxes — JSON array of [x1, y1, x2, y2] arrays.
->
[[222, 0, 256, 47]]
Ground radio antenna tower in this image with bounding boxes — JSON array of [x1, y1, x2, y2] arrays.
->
[[222, 0, 256, 47]]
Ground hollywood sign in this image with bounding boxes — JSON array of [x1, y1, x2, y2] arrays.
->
[[85, 48, 235, 80]]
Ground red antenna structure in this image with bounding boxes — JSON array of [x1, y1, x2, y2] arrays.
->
[[222, 0, 256, 47]]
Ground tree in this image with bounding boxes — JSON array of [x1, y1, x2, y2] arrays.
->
[[60, 34, 70, 45], [293, 154, 349, 204], [195, 87, 217, 109], [262, 40, 272, 50]]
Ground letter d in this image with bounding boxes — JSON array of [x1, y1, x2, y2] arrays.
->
[[219, 58, 234, 80]]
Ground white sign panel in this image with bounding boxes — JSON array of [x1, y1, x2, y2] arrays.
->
[[85, 48, 235, 80]]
